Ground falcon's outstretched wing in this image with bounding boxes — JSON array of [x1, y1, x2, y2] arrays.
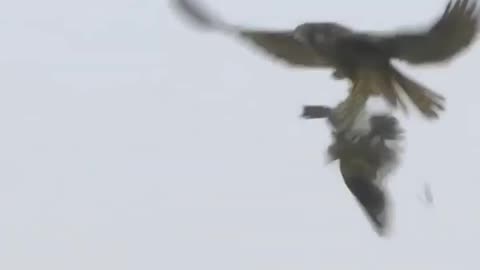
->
[[171, 0, 331, 67], [372, 0, 479, 64]]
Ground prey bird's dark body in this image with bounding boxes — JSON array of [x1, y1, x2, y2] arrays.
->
[[302, 104, 404, 236], [172, 0, 479, 129]]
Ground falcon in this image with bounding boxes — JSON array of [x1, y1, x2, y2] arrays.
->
[[302, 103, 404, 236], [172, 0, 478, 129]]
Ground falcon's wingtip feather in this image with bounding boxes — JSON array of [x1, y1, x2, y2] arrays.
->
[[171, 0, 234, 32]]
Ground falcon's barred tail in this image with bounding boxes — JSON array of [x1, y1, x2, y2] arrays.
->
[[391, 68, 445, 119], [341, 169, 390, 236], [336, 66, 445, 129]]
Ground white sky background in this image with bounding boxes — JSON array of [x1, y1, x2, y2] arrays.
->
[[0, 0, 479, 269]]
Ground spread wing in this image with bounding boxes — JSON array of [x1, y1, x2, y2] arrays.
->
[[237, 30, 331, 67], [340, 163, 390, 236], [371, 0, 479, 64], [171, 0, 332, 67]]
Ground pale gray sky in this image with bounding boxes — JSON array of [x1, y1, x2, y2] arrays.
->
[[0, 0, 479, 269]]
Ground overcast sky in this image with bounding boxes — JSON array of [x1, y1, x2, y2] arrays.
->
[[0, 0, 479, 269]]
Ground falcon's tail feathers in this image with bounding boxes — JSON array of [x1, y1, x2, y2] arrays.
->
[[172, 0, 234, 32], [391, 67, 445, 119], [339, 66, 445, 126]]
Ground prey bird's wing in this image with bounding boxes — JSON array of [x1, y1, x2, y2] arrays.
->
[[340, 158, 390, 236], [371, 0, 479, 64], [172, 0, 331, 67]]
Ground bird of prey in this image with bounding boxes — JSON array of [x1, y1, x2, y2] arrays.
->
[[172, 0, 478, 129], [302, 103, 404, 236]]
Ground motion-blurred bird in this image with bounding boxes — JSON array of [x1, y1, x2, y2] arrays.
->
[[172, 0, 479, 129], [302, 103, 404, 236]]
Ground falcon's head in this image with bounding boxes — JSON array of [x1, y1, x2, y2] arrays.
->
[[293, 22, 352, 46]]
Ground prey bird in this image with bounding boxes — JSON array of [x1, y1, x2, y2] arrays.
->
[[302, 103, 404, 236], [172, 0, 479, 129]]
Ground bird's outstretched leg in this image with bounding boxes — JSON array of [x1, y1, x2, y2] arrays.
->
[[301, 105, 332, 119], [301, 104, 365, 141]]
